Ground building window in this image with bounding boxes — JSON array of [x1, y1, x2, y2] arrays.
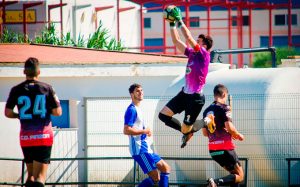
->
[[144, 18, 151, 28], [275, 14, 297, 26], [260, 35, 300, 49], [232, 15, 249, 26], [289, 14, 297, 25], [190, 17, 200, 27], [182, 17, 200, 27], [243, 15, 249, 26], [51, 100, 69, 128], [275, 14, 286, 25], [144, 38, 163, 52]]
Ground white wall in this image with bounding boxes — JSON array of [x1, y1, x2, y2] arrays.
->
[[4, 0, 141, 50], [0, 63, 186, 183], [4, 65, 299, 186]]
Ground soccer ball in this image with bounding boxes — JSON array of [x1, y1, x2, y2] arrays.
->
[[163, 5, 176, 22]]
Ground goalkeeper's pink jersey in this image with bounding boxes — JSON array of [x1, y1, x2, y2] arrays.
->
[[183, 46, 210, 94]]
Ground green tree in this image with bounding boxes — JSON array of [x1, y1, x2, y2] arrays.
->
[[253, 47, 300, 68]]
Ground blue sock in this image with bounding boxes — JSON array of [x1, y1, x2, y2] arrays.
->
[[159, 172, 170, 187], [138, 177, 154, 187]]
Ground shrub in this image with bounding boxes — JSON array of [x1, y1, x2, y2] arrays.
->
[[253, 47, 300, 68], [34, 23, 60, 45], [0, 27, 29, 43]]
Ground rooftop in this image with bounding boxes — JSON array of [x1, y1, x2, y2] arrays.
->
[[0, 44, 186, 65]]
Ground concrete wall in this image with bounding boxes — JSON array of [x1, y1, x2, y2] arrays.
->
[[0, 62, 190, 184], [3, 64, 300, 186]]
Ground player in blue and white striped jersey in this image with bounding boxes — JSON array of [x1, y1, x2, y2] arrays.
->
[[124, 83, 170, 187]]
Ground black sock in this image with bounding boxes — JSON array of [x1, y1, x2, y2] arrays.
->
[[215, 174, 236, 185], [32, 181, 44, 187], [158, 113, 181, 132], [230, 183, 240, 187]]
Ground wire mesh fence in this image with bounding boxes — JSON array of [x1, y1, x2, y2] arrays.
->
[[0, 93, 299, 186]]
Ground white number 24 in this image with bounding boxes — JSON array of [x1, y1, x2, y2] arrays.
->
[[18, 95, 46, 119]]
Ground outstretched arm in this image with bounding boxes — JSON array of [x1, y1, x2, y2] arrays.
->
[[170, 27, 187, 54], [179, 21, 198, 49]]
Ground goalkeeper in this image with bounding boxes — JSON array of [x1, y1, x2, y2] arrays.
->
[[158, 6, 213, 148], [202, 84, 244, 187]]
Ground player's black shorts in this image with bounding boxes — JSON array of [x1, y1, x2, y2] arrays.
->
[[209, 150, 241, 171], [166, 89, 205, 125], [21, 146, 52, 164]]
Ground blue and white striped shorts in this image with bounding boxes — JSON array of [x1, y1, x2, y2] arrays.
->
[[132, 152, 162, 174]]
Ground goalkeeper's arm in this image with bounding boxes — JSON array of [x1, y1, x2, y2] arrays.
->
[[179, 22, 198, 49], [172, 7, 202, 52], [170, 7, 196, 53], [170, 24, 187, 53]]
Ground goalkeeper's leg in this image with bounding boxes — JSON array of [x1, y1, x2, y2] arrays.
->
[[181, 119, 206, 148]]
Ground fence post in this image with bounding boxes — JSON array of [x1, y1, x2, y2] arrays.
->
[[287, 159, 291, 187], [21, 159, 25, 187], [133, 160, 137, 185], [269, 47, 277, 68], [244, 158, 248, 187]]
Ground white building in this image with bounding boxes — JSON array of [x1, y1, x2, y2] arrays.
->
[[0, 44, 300, 186], [1, 0, 142, 50], [142, 1, 300, 65]]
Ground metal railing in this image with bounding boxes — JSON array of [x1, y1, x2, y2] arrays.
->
[[286, 158, 300, 187], [0, 156, 248, 186], [210, 47, 277, 67]]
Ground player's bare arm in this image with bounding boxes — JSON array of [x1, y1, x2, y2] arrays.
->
[[4, 108, 19, 119], [123, 125, 151, 136], [225, 121, 244, 141], [201, 127, 209, 137], [52, 107, 62, 116], [180, 23, 198, 48], [170, 27, 186, 53]]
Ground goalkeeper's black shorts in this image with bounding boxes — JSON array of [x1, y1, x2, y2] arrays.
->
[[166, 89, 205, 125]]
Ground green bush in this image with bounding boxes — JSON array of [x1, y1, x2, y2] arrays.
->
[[253, 47, 300, 68], [86, 21, 124, 51], [34, 23, 60, 45], [33, 21, 125, 51], [0, 27, 29, 43]]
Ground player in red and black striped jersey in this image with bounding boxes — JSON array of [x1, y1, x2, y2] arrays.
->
[[5, 57, 62, 187], [202, 84, 244, 187]]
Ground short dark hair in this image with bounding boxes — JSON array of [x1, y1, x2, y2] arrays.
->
[[198, 34, 205, 40], [129, 83, 142, 94], [24, 57, 39, 77], [203, 35, 213, 51], [213, 84, 228, 97]]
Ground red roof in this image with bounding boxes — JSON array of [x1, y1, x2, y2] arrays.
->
[[0, 44, 186, 65]]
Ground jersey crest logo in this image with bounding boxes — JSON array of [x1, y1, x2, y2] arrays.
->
[[186, 67, 192, 74]]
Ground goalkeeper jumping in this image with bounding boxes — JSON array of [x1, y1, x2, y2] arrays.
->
[[158, 6, 214, 148]]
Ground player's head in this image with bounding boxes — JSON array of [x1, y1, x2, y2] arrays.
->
[[24, 57, 40, 78], [197, 34, 205, 44], [197, 34, 213, 51], [129, 83, 144, 102], [213, 84, 228, 101]]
